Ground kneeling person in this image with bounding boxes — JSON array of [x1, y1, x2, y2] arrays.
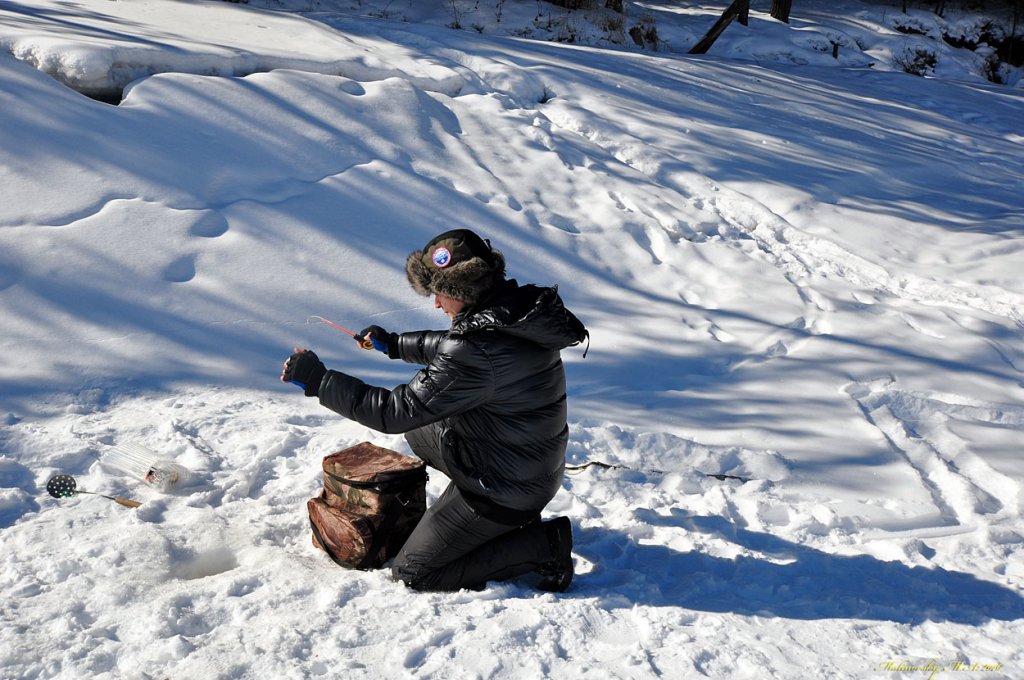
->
[[281, 229, 587, 592]]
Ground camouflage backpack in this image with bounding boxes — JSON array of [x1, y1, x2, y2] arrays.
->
[[307, 442, 427, 570]]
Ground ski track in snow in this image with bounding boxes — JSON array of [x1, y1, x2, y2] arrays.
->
[[845, 378, 1024, 527]]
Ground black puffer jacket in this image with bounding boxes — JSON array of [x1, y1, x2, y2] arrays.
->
[[318, 280, 587, 516]]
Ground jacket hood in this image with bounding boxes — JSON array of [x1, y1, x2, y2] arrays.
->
[[451, 279, 588, 352]]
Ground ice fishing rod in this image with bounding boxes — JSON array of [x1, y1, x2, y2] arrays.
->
[[307, 315, 374, 350], [46, 475, 142, 508], [565, 460, 752, 483]]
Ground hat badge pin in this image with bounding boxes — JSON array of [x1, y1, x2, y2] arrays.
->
[[432, 246, 452, 268]]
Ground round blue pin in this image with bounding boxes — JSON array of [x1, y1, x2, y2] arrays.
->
[[432, 246, 452, 268]]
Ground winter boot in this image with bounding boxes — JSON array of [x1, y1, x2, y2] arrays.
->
[[537, 516, 574, 592]]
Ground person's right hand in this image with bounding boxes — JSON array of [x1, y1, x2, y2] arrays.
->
[[281, 348, 326, 397]]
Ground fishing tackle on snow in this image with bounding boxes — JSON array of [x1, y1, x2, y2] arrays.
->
[[101, 443, 192, 492], [306, 315, 375, 350], [46, 475, 142, 508]]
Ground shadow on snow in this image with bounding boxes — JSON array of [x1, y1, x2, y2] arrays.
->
[[573, 513, 1024, 625]]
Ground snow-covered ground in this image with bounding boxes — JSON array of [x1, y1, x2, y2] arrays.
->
[[1, 1, 1023, 678]]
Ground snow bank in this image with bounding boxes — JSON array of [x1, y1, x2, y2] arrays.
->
[[0, 0, 469, 99]]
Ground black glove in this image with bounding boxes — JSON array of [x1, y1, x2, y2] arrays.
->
[[357, 325, 401, 359], [282, 350, 326, 397]]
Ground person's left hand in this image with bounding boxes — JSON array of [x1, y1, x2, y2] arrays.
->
[[281, 348, 326, 397]]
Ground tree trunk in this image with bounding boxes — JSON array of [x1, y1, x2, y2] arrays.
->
[[1010, 0, 1022, 66], [689, 0, 751, 55], [770, 0, 792, 24]]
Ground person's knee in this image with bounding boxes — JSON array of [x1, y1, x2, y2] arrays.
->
[[391, 557, 432, 591], [390, 552, 410, 582]]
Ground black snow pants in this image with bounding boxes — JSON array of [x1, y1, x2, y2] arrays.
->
[[391, 426, 555, 591]]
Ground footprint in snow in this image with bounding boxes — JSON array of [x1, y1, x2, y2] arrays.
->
[[162, 255, 196, 283], [188, 211, 229, 238], [544, 215, 580, 234]]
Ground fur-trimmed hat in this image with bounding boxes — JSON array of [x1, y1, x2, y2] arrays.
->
[[406, 229, 506, 305]]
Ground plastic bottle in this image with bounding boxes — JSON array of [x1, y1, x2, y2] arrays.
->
[[101, 443, 192, 492]]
